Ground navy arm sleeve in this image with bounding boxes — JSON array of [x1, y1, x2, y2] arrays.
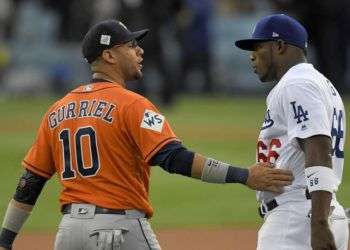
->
[[14, 170, 48, 205], [151, 141, 249, 183], [150, 141, 194, 177]]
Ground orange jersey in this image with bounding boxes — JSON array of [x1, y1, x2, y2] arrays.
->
[[22, 81, 179, 217]]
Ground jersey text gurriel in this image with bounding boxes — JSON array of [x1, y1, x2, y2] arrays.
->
[[48, 100, 116, 129]]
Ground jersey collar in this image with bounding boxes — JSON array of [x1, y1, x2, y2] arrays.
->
[[91, 78, 113, 83]]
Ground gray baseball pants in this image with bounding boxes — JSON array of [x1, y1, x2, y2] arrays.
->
[[54, 204, 161, 250]]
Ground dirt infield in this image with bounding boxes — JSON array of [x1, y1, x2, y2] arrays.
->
[[14, 228, 258, 250]]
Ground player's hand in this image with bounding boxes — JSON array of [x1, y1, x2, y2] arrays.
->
[[311, 220, 336, 250], [245, 162, 293, 192]]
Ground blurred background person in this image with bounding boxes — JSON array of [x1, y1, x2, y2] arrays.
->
[[174, 0, 214, 94], [118, 0, 178, 106], [0, 0, 17, 88], [41, 0, 92, 42]]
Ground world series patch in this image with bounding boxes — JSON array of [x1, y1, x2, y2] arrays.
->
[[140, 109, 165, 132]]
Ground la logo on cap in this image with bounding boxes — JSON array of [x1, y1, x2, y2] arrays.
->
[[100, 34, 111, 45], [272, 32, 279, 37]]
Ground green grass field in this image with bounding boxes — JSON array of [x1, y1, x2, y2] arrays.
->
[[0, 96, 349, 232]]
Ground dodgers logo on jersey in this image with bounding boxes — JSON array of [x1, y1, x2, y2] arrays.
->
[[261, 109, 274, 130], [290, 101, 309, 124], [140, 109, 165, 132]]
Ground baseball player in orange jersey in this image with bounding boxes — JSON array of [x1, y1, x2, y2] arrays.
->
[[0, 20, 294, 250]]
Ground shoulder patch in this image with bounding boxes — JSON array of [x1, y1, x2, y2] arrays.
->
[[140, 109, 165, 132]]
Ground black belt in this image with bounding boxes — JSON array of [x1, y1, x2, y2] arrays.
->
[[258, 189, 311, 218], [62, 204, 126, 215]]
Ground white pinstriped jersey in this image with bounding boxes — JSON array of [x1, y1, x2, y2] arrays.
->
[[256, 63, 346, 203]]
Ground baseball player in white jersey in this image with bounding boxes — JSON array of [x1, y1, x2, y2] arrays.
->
[[235, 14, 349, 250]]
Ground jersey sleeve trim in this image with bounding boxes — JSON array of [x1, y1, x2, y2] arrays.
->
[[71, 85, 120, 94], [22, 160, 53, 179], [144, 137, 180, 163]]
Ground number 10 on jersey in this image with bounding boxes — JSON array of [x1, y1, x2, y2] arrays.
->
[[59, 126, 100, 180]]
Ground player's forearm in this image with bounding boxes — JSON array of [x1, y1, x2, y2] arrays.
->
[[0, 170, 47, 249], [310, 191, 332, 224], [191, 153, 205, 178], [0, 200, 32, 249], [153, 141, 293, 190], [10, 199, 33, 212], [191, 153, 249, 184], [306, 166, 337, 225], [301, 136, 337, 223], [152, 141, 249, 184]]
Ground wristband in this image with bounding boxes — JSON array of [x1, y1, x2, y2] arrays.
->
[[305, 166, 339, 193], [226, 166, 249, 184], [0, 228, 16, 249], [201, 158, 247, 184], [201, 158, 228, 183]]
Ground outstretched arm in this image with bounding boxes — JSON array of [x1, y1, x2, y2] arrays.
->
[[298, 135, 337, 250], [151, 141, 293, 192], [0, 170, 47, 250]]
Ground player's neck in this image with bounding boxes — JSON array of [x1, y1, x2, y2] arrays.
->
[[92, 72, 126, 87], [276, 57, 307, 81]]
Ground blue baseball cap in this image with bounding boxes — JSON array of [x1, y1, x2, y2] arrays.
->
[[235, 14, 308, 51]]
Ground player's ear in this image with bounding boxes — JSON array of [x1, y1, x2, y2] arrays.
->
[[101, 49, 118, 64], [275, 39, 288, 54]]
